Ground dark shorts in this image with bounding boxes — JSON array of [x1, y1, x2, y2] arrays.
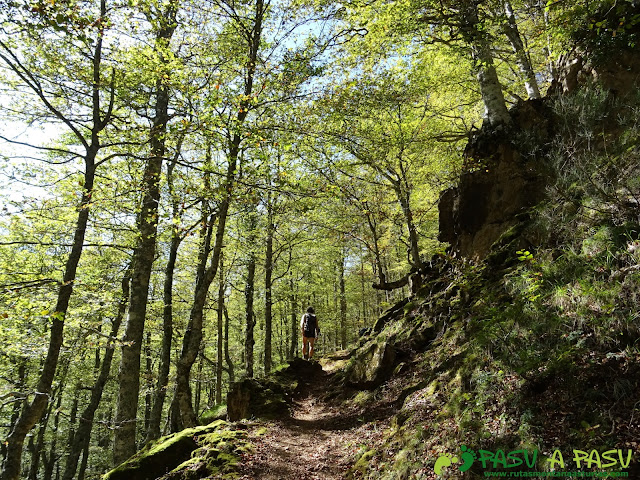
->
[[303, 331, 316, 339]]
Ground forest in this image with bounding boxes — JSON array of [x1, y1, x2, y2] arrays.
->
[[1, 0, 639, 478]]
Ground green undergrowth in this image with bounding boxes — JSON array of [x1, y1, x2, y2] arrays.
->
[[349, 216, 640, 478], [347, 84, 640, 478]]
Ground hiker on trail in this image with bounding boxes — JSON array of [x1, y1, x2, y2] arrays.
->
[[300, 306, 320, 360]]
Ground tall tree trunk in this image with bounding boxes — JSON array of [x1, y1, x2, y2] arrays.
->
[[244, 251, 257, 378], [26, 404, 50, 480], [113, 2, 177, 464], [62, 266, 131, 480], [143, 331, 153, 432], [42, 394, 62, 480], [168, 0, 265, 429], [264, 193, 274, 374], [393, 182, 422, 269], [459, 0, 510, 127], [365, 211, 386, 285], [223, 306, 235, 383], [194, 355, 203, 417], [288, 276, 298, 359], [216, 258, 225, 405], [145, 154, 182, 444], [502, 0, 541, 99], [169, 201, 215, 432], [77, 438, 89, 480], [339, 254, 347, 349]]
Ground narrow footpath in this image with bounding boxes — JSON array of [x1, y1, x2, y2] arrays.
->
[[235, 359, 386, 479]]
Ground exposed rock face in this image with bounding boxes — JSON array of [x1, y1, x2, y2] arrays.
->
[[226, 358, 322, 421], [439, 4, 640, 261], [438, 100, 550, 260], [346, 339, 396, 389], [226, 378, 289, 422]]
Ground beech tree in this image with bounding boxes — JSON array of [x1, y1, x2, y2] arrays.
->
[[112, 0, 180, 463], [0, 0, 125, 476]]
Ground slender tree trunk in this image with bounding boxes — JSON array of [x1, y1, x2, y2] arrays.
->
[[62, 266, 131, 480], [365, 212, 386, 285], [339, 254, 347, 349], [26, 405, 49, 480], [288, 276, 298, 359], [244, 252, 257, 378], [394, 184, 422, 269], [42, 394, 62, 480], [194, 355, 203, 417], [223, 306, 235, 383], [145, 155, 182, 443], [77, 437, 89, 480], [460, 0, 510, 127], [216, 258, 225, 405], [113, 2, 177, 463], [63, 396, 78, 470], [168, 0, 264, 428], [502, 0, 541, 99], [143, 331, 153, 432], [169, 202, 215, 432], [264, 193, 274, 373], [360, 246, 367, 324]]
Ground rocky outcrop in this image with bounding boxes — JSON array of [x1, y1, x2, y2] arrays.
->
[[438, 99, 550, 260], [346, 339, 396, 389], [439, 1, 640, 261], [226, 358, 322, 421], [226, 378, 289, 422]]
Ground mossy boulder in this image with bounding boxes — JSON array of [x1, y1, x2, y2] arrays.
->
[[346, 339, 396, 389], [159, 429, 250, 480], [227, 378, 288, 422], [227, 358, 322, 421], [103, 420, 242, 480]]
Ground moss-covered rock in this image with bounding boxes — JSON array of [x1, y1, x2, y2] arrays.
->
[[226, 358, 323, 421], [102, 420, 245, 480], [346, 339, 396, 388], [198, 404, 227, 425], [347, 448, 377, 479]]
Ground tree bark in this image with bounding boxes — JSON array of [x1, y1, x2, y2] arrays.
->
[[113, 1, 177, 463], [223, 306, 235, 383], [264, 192, 274, 374], [396, 186, 422, 269], [216, 258, 225, 405], [502, 0, 541, 99], [288, 276, 298, 359], [339, 254, 347, 349], [244, 249, 257, 378], [460, 0, 511, 127], [41, 394, 62, 480]]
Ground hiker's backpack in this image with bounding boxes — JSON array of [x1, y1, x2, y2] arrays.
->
[[303, 313, 317, 335]]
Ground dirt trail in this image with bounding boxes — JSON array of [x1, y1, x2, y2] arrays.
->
[[236, 363, 376, 479]]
